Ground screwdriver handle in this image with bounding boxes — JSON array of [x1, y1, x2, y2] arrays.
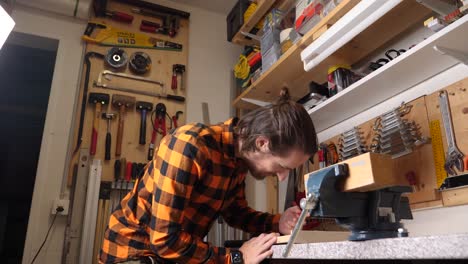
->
[[171, 72, 177, 90], [105, 132, 111, 160], [114, 160, 121, 182], [125, 162, 132, 182], [140, 24, 157, 33]]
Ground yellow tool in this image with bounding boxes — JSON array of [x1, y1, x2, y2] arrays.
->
[[82, 21, 182, 51], [429, 120, 448, 188]]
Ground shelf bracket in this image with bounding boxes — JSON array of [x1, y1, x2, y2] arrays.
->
[[433, 45, 468, 66]]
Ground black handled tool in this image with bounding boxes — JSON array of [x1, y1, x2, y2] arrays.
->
[[136, 101, 153, 145], [102, 113, 116, 160]]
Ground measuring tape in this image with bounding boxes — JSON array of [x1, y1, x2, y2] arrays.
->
[[429, 120, 448, 188]]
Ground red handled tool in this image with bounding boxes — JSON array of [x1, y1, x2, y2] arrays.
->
[[140, 20, 166, 34], [93, 0, 134, 23], [171, 64, 185, 90], [148, 103, 167, 160], [88, 93, 109, 156], [172, 111, 183, 128]]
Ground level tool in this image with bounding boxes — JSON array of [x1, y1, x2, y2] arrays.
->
[[82, 21, 182, 51], [429, 120, 448, 188]]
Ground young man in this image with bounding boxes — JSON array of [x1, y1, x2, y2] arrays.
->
[[100, 89, 317, 264]]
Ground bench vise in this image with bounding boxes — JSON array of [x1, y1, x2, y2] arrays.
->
[[283, 163, 413, 257]]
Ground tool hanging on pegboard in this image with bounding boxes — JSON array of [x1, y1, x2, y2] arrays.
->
[[88, 93, 110, 156], [172, 111, 183, 129], [82, 21, 183, 51], [172, 64, 185, 90], [136, 101, 153, 145], [112, 94, 136, 157], [105, 47, 128, 70], [129, 51, 152, 74], [93, 0, 134, 23], [429, 120, 448, 188], [134, 8, 180, 37], [338, 126, 367, 161], [148, 103, 169, 160], [102, 112, 116, 160], [439, 90, 465, 175], [371, 103, 429, 159]]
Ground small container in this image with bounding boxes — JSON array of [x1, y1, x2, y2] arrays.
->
[[327, 64, 353, 96]]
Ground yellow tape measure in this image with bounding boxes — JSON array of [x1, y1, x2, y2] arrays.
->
[[429, 120, 447, 187]]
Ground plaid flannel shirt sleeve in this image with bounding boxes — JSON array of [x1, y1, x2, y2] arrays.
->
[[148, 133, 231, 264], [221, 179, 281, 234]]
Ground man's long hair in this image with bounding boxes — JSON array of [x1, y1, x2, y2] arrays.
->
[[235, 88, 317, 156]]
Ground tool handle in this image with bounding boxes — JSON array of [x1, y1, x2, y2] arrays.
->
[[114, 160, 121, 181], [148, 128, 158, 160], [171, 72, 177, 90], [140, 24, 157, 33], [105, 132, 111, 160], [116, 106, 125, 156], [90, 103, 102, 156], [111, 11, 134, 23], [139, 110, 147, 145], [166, 94, 185, 102], [125, 162, 132, 181], [141, 20, 161, 27]]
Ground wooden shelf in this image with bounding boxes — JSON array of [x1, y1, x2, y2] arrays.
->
[[231, 0, 277, 46], [232, 0, 431, 110], [309, 14, 468, 132]]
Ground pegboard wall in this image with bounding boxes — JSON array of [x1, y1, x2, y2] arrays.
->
[[309, 77, 468, 209], [68, 0, 189, 183]]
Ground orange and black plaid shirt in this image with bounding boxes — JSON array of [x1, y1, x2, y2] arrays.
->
[[100, 118, 281, 263]]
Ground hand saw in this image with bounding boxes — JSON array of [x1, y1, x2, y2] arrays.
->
[[82, 21, 182, 51]]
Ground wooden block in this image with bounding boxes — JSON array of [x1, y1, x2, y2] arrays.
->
[[405, 188, 440, 204], [410, 199, 443, 210], [441, 186, 468, 207], [276, 231, 349, 244]]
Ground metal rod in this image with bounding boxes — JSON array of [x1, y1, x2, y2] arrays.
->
[[282, 194, 318, 258]]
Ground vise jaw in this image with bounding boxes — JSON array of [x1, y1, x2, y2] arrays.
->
[[305, 164, 413, 241]]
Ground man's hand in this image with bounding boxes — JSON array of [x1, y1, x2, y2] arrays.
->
[[239, 233, 278, 264], [279, 205, 301, 235]]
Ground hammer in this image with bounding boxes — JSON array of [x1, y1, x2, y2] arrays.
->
[[112, 94, 135, 157], [101, 112, 116, 160], [88, 93, 110, 156], [136, 101, 153, 145]]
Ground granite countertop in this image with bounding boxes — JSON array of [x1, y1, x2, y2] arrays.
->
[[272, 233, 468, 259]]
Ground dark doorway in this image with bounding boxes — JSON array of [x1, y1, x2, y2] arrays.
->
[[0, 31, 58, 263]]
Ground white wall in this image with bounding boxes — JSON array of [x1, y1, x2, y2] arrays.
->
[[403, 205, 468, 237], [12, 1, 240, 263], [11, 5, 87, 264]]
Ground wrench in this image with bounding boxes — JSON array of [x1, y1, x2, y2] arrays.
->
[[439, 90, 464, 175]]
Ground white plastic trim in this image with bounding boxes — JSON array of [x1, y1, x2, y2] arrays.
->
[[301, 0, 401, 72]]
